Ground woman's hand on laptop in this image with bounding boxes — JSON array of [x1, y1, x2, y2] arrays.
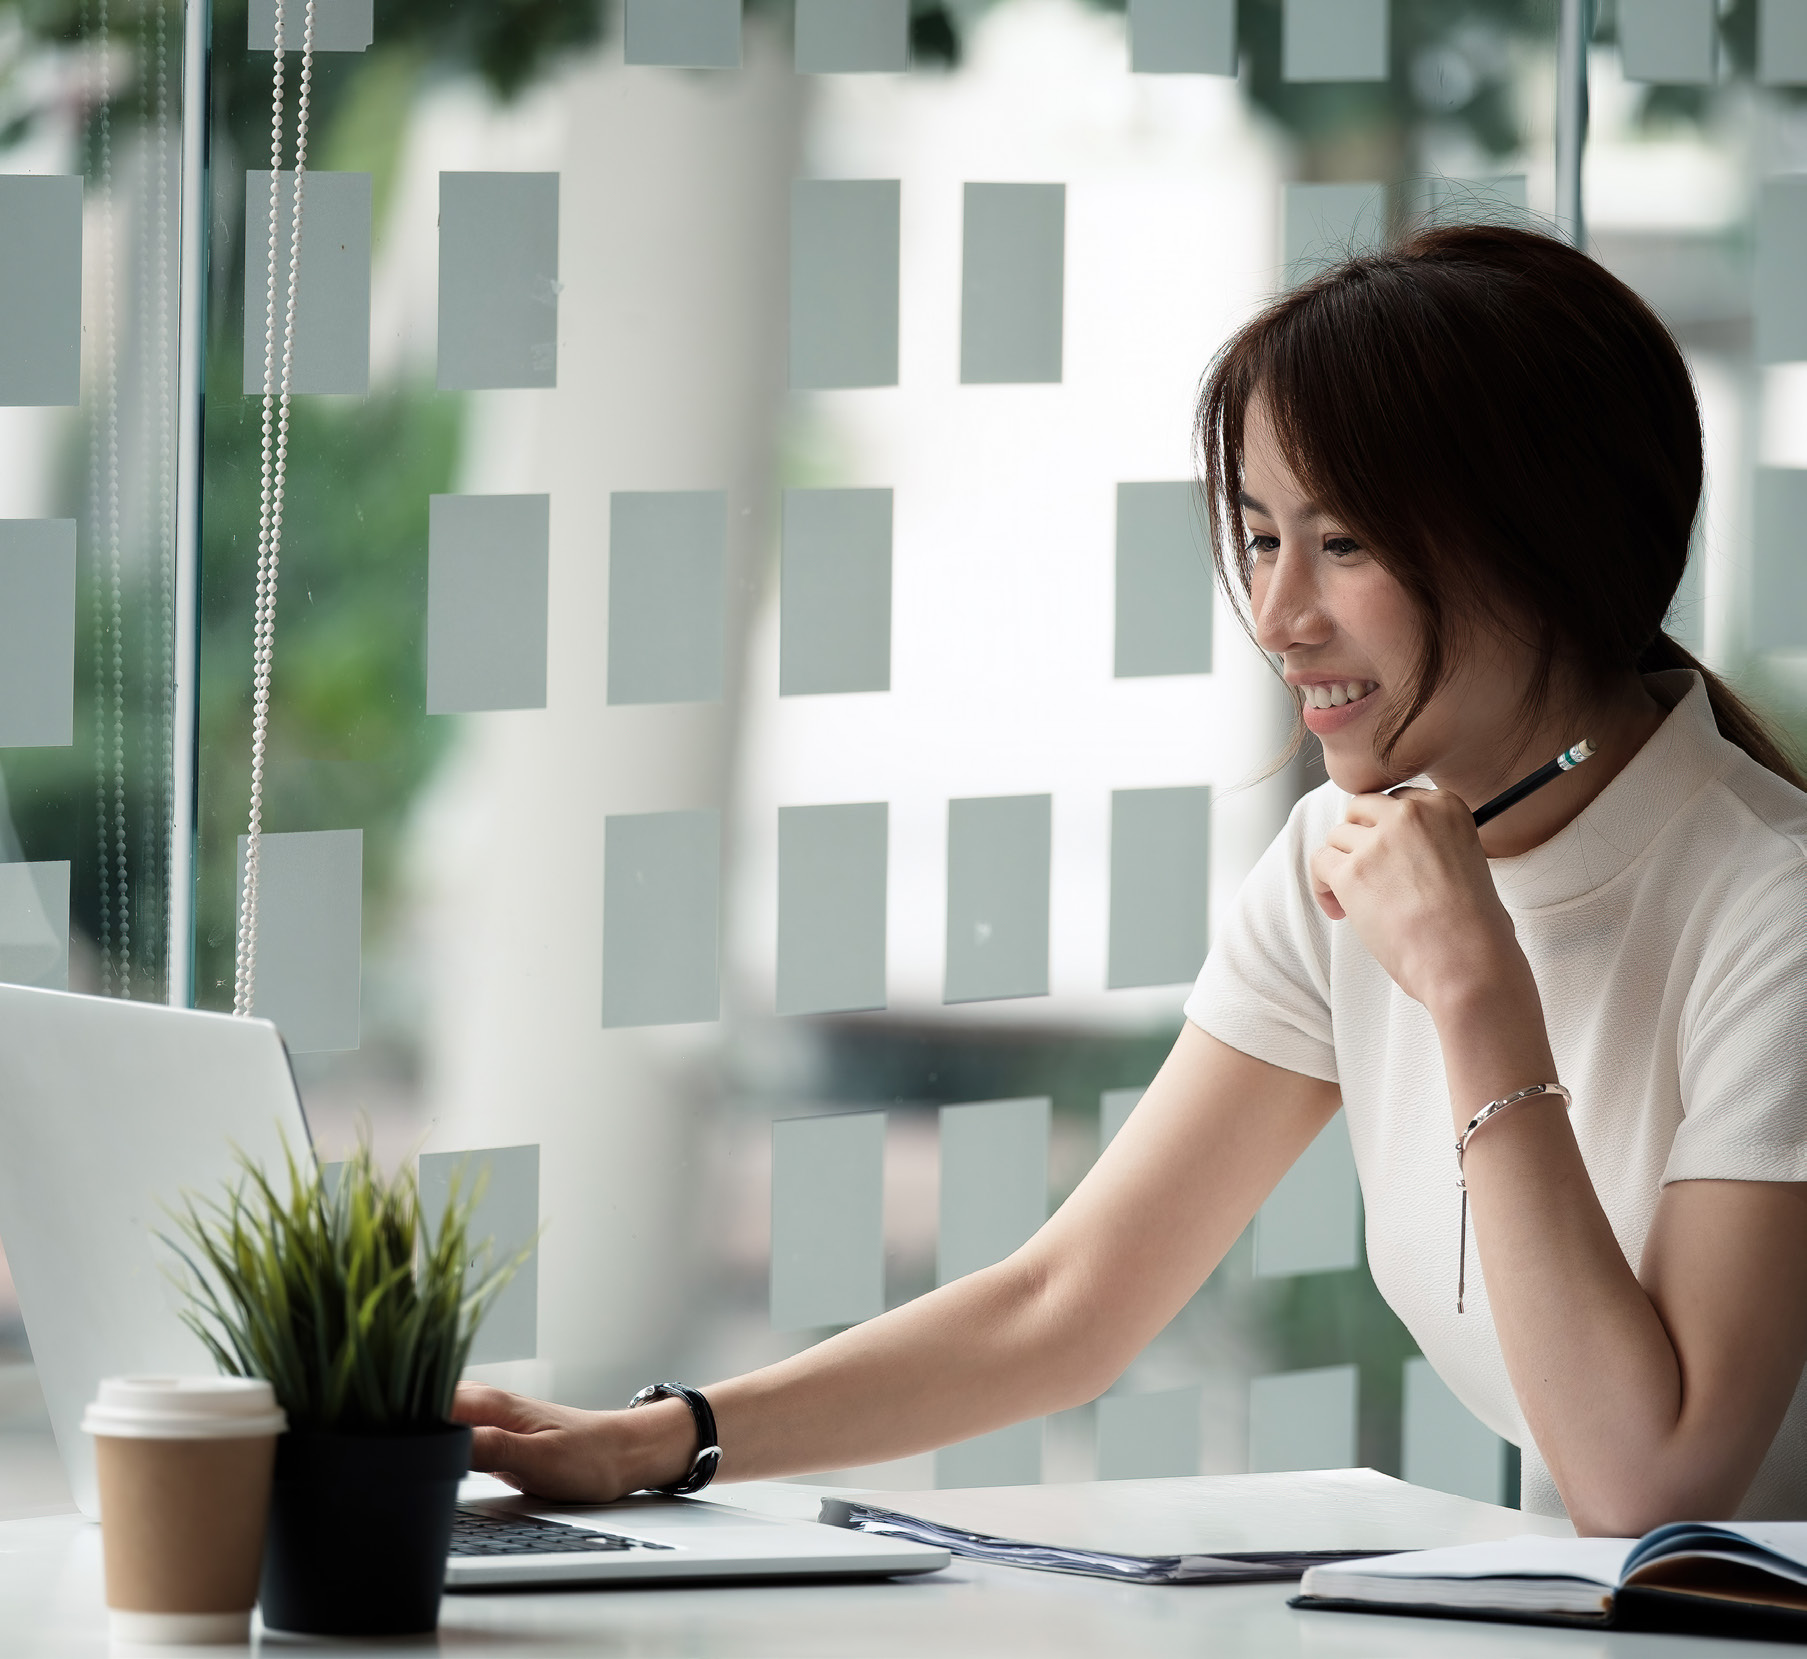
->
[[452, 1383, 696, 1502]]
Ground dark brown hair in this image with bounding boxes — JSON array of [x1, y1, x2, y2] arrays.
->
[[1196, 221, 1805, 789]]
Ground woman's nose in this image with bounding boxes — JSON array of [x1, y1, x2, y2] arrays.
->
[[1252, 546, 1330, 655]]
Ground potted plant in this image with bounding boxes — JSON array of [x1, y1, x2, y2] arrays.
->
[[165, 1138, 530, 1637]]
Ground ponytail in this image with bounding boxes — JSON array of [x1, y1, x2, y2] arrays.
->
[[1636, 631, 1807, 792]]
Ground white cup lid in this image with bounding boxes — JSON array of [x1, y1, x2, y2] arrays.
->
[[82, 1376, 288, 1440]]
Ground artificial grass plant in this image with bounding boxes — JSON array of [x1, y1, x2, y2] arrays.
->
[[165, 1136, 531, 1432]]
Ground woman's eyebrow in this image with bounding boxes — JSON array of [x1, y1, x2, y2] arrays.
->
[[1241, 488, 1333, 520]]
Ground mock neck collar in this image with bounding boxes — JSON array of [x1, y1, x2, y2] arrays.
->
[[1488, 671, 1735, 913]]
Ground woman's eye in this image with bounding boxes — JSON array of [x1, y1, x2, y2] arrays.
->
[[1324, 535, 1363, 557], [1244, 532, 1280, 556]]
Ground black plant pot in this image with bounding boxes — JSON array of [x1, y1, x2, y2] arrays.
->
[[259, 1422, 472, 1637]]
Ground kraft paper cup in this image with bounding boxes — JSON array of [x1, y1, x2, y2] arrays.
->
[[82, 1376, 287, 1646]]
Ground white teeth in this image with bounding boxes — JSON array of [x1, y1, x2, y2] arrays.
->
[[1302, 681, 1374, 710]]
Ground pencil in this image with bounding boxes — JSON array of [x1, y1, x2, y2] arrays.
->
[[1472, 738, 1596, 828]]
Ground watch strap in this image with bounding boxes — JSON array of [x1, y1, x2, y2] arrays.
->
[[627, 1382, 722, 1496]]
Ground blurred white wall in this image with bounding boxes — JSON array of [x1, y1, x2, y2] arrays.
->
[[729, 0, 1297, 1029], [403, 24, 804, 1405]]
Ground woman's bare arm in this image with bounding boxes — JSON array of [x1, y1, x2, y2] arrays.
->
[[1314, 783, 1807, 1535], [1440, 987, 1807, 1536], [453, 1023, 1340, 1500]]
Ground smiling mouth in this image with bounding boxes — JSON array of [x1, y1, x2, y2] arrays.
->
[[1300, 680, 1378, 711]]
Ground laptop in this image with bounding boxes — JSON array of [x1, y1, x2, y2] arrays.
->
[[0, 985, 948, 1586]]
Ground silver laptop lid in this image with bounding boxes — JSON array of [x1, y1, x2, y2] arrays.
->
[[0, 986, 311, 1517]]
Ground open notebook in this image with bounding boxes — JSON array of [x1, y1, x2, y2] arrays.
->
[[1294, 1522, 1807, 1632], [820, 1469, 1571, 1585]]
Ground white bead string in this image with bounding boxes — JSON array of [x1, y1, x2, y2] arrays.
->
[[233, 0, 317, 1017], [151, 0, 175, 993], [86, 0, 120, 995]]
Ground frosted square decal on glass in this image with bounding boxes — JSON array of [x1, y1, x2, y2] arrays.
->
[[438, 173, 559, 391], [419, 1144, 538, 1364], [1756, 179, 1807, 364], [1760, 0, 1807, 82], [1100, 1087, 1144, 1151], [1753, 470, 1807, 651], [1425, 175, 1528, 226], [937, 1421, 1041, 1487], [608, 491, 725, 705], [939, 1097, 1049, 1285], [1619, 0, 1716, 81], [781, 488, 892, 696], [960, 184, 1065, 386], [1284, 183, 1386, 286], [1254, 1112, 1360, 1278], [777, 803, 887, 1016], [601, 809, 720, 1027], [1402, 1355, 1506, 1503], [249, 0, 372, 51], [790, 181, 900, 390], [1283, 0, 1388, 80], [1098, 1387, 1202, 1480], [1249, 1364, 1358, 1472], [0, 862, 70, 990], [770, 1112, 885, 1330], [796, 0, 909, 72], [427, 494, 549, 714], [1130, 0, 1236, 72], [943, 794, 1051, 1004], [0, 175, 81, 407], [1114, 482, 1213, 678], [0, 519, 75, 747], [243, 172, 371, 396], [1108, 786, 1210, 990], [624, 0, 741, 66], [235, 829, 362, 1053]]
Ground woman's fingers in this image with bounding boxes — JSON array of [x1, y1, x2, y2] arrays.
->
[[453, 1383, 623, 1501], [1310, 842, 1348, 920], [467, 1419, 613, 1501], [452, 1383, 559, 1433], [1340, 793, 1387, 827], [466, 1422, 536, 1471]]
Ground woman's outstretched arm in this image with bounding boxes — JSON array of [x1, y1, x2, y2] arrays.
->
[[452, 1023, 1341, 1501]]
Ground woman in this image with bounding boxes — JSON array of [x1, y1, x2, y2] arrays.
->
[[455, 224, 1807, 1534]]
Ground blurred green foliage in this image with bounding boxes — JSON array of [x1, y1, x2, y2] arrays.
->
[[192, 346, 458, 1010]]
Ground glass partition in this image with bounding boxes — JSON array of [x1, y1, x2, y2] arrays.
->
[[183, 0, 1583, 1498], [1584, 0, 1807, 734], [25, 0, 1798, 1511], [0, 0, 187, 1494]]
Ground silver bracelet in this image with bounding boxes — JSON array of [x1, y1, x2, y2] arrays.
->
[[1454, 1082, 1571, 1314]]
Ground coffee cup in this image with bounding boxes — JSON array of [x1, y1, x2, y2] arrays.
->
[[82, 1376, 287, 1645]]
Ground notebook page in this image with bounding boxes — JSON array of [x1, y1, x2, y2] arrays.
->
[[1626, 1521, 1807, 1582], [1303, 1534, 1637, 1591]]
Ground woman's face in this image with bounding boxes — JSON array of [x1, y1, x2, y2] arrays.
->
[[1241, 404, 1532, 800]]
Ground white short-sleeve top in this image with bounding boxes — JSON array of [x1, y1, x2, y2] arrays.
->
[[1183, 671, 1807, 1520]]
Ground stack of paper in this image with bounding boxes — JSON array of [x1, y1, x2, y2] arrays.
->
[[820, 1468, 1571, 1585]]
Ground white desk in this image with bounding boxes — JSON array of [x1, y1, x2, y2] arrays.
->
[[0, 1479, 1766, 1657]]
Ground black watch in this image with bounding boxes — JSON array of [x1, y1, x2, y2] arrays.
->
[[627, 1382, 722, 1496]]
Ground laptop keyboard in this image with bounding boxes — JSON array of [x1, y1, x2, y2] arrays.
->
[[450, 1506, 673, 1556]]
